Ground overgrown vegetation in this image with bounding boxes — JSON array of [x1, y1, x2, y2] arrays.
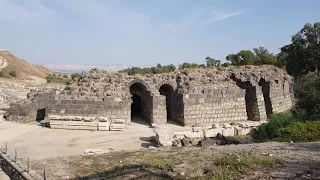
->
[[210, 154, 282, 180], [9, 70, 17, 77], [46, 73, 71, 84], [254, 111, 320, 142]]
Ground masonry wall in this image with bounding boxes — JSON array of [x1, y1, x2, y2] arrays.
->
[[269, 81, 293, 113], [183, 86, 248, 126], [7, 90, 55, 123], [48, 97, 131, 123]]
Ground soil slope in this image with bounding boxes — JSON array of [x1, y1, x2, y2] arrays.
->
[[0, 50, 52, 78]]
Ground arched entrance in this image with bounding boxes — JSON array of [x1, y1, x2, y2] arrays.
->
[[129, 82, 152, 124], [159, 84, 174, 121]]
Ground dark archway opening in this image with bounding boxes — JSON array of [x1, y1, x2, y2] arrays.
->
[[159, 84, 174, 121], [259, 79, 273, 115], [231, 74, 257, 121], [131, 94, 142, 118], [36, 108, 46, 122], [130, 82, 153, 125]]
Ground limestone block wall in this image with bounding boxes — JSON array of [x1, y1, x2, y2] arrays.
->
[[269, 81, 293, 113], [48, 97, 131, 124], [183, 86, 248, 126]]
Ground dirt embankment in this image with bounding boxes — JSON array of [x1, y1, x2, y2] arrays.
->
[[31, 141, 320, 180], [0, 50, 53, 79]]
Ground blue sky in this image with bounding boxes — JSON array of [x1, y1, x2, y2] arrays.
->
[[0, 0, 319, 68]]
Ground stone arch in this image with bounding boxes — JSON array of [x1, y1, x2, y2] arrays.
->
[[158, 83, 184, 125], [129, 82, 153, 124], [126, 79, 152, 92], [156, 81, 177, 92], [259, 78, 273, 115]]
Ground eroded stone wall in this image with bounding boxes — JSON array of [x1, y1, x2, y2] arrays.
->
[[5, 65, 294, 128]]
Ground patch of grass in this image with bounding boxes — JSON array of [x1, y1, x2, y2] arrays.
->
[[9, 70, 17, 77]]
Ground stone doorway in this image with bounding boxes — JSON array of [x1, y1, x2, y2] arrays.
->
[[130, 82, 152, 124], [159, 84, 174, 121]]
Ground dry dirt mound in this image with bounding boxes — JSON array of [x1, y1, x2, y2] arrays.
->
[[0, 50, 53, 78]]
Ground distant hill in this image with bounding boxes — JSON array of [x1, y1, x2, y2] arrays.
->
[[0, 50, 53, 78]]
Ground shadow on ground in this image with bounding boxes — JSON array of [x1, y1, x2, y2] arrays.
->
[[73, 165, 174, 180]]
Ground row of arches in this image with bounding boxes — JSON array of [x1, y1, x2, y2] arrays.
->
[[129, 77, 274, 125], [129, 82, 181, 125]]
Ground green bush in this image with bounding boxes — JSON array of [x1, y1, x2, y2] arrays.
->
[[9, 70, 17, 77], [63, 74, 68, 78], [0, 71, 3, 77], [274, 121, 320, 142], [254, 112, 297, 141]]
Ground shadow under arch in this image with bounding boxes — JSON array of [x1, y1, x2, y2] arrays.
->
[[130, 82, 153, 124], [259, 78, 273, 115], [158, 84, 184, 125]]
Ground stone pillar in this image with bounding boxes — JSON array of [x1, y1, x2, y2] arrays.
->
[[252, 86, 267, 121], [152, 95, 167, 124]]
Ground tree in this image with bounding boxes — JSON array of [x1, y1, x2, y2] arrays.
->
[[253, 47, 277, 65], [206, 56, 221, 67], [280, 22, 320, 77], [226, 50, 256, 66]]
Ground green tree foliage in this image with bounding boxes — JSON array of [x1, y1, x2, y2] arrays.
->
[[294, 72, 320, 119], [179, 62, 205, 69], [121, 64, 176, 75], [280, 22, 320, 77], [226, 48, 280, 66], [206, 56, 221, 67]]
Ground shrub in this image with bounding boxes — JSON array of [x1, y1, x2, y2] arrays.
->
[[63, 74, 68, 78], [9, 70, 17, 77], [274, 121, 320, 142], [0, 71, 3, 77], [253, 112, 297, 141]]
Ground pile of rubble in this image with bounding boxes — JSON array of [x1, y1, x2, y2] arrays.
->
[[154, 121, 263, 147]]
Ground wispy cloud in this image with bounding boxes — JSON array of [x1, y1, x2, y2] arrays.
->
[[203, 11, 244, 26]]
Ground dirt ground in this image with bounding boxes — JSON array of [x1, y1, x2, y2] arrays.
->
[[29, 141, 320, 180], [0, 118, 191, 160]]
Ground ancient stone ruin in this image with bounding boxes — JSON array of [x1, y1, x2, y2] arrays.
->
[[4, 65, 294, 133]]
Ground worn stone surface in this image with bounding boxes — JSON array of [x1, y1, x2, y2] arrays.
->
[[6, 65, 294, 130]]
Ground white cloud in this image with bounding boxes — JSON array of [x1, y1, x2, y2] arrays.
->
[[0, 0, 55, 24], [203, 11, 244, 26]]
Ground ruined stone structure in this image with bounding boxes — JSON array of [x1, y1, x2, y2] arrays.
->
[[5, 65, 294, 131]]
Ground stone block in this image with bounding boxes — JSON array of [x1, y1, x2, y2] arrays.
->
[[212, 123, 221, 128], [185, 131, 204, 138], [203, 128, 223, 138], [112, 119, 126, 123], [154, 129, 173, 147], [223, 123, 231, 128], [98, 121, 110, 131], [222, 128, 234, 136], [110, 123, 125, 131], [82, 121, 98, 126], [48, 114, 61, 120], [234, 127, 251, 136]]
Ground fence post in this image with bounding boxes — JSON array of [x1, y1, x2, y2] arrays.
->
[[14, 149, 17, 162], [44, 169, 46, 180]]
